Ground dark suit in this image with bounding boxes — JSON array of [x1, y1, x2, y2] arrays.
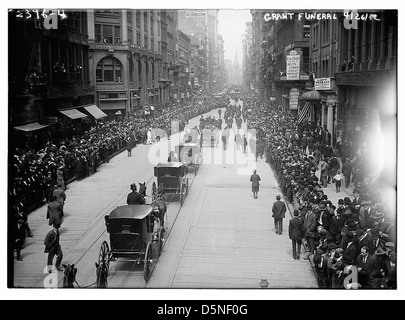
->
[[14, 223, 26, 260], [343, 242, 358, 265], [272, 200, 286, 234], [304, 210, 317, 253], [47, 201, 63, 226], [289, 217, 304, 259], [44, 229, 63, 268], [127, 191, 146, 205]]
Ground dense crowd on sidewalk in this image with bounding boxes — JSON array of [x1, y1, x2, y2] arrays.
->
[[239, 91, 396, 289], [10, 95, 228, 239]]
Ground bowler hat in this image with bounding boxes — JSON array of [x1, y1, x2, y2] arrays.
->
[[312, 254, 322, 265], [384, 242, 395, 250], [375, 247, 387, 256], [345, 231, 355, 241], [338, 199, 344, 205], [130, 183, 137, 190], [318, 203, 326, 210], [344, 197, 352, 205]]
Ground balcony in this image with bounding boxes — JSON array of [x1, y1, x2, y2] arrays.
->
[[52, 72, 83, 83]]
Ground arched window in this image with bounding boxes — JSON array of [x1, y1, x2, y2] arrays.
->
[[96, 57, 123, 83], [152, 63, 155, 82]]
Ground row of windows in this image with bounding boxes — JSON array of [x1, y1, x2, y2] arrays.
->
[[96, 57, 158, 84], [95, 24, 121, 44]]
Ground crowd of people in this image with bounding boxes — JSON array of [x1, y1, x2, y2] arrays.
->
[[238, 91, 396, 289], [11, 88, 396, 289], [10, 95, 228, 262]]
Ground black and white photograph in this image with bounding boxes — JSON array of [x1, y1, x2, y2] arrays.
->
[[3, 0, 402, 301]]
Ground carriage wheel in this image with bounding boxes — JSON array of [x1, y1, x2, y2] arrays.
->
[[97, 241, 110, 288], [143, 242, 153, 282]]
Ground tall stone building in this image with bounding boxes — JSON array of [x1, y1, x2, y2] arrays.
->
[[87, 9, 164, 117]]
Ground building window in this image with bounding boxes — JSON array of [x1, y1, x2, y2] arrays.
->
[[96, 57, 123, 83], [136, 12, 140, 29], [128, 28, 132, 43], [144, 35, 148, 49], [151, 37, 154, 52], [95, 24, 121, 44], [144, 12, 148, 31], [137, 32, 141, 46], [303, 24, 310, 39], [129, 59, 134, 83]]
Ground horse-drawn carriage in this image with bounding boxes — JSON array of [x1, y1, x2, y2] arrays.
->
[[96, 204, 165, 287], [175, 143, 202, 175], [200, 124, 220, 147], [153, 162, 189, 206]]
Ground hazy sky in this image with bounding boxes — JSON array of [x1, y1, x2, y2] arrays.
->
[[218, 9, 252, 63]]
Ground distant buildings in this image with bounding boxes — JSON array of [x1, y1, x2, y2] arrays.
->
[[244, 9, 397, 150]]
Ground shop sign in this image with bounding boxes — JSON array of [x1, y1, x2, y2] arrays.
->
[[314, 78, 331, 90], [289, 88, 300, 110], [286, 51, 300, 80]]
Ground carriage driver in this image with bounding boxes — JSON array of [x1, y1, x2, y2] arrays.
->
[[127, 183, 146, 205]]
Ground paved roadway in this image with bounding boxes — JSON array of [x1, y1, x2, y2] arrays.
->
[[12, 103, 317, 289]]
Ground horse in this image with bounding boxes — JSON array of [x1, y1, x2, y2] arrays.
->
[[151, 192, 167, 230], [95, 261, 108, 288], [139, 182, 147, 197], [62, 264, 77, 288]]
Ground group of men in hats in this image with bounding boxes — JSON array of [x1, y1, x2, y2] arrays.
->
[[240, 92, 396, 289]]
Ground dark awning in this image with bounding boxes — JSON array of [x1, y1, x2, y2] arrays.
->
[[83, 104, 107, 119], [301, 90, 322, 101], [60, 109, 88, 119], [14, 122, 50, 132]]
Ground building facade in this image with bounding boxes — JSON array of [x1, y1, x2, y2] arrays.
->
[[87, 9, 164, 118], [9, 10, 94, 149]]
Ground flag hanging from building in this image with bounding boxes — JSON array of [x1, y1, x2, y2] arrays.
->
[[298, 102, 313, 124]]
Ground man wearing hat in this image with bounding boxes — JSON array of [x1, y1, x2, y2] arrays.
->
[[53, 184, 66, 216], [272, 195, 286, 235], [126, 183, 146, 205], [327, 247, 345, 288], [304, 205, 317, 254], [342, 231, 358, 265], [359, 200, 375, 229], [44, 222, 63, 272], [369, 246, 389, 288], [316, 202, 331, 232], [288, 209, 304, 260], [14, 219, 26, 261], [250, 170, 261, 199], [313, 248, 330, 288]]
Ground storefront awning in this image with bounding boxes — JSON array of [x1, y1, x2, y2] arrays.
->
[[83, 104, 107, 119], [14, 122, 50, 132], [301, 90, 322, 101], [59, 109, 88, 119]]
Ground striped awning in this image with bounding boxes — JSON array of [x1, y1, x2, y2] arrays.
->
[[301, 90, 322, 101], [14, 122, 49, 132], [83, 105, 107, 119], [60, 109, 88, 119]]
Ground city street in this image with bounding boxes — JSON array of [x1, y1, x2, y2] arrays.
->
[[12, 106, 317, 289]]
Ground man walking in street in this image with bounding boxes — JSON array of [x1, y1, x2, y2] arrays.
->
[[289, 209, 304, 260], [53, 184, 66, 216], [272, 195, 287, 235], [44, 222, 63, 272], [250, 170, 261, 199]]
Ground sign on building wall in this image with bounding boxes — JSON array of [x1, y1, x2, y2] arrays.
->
[[289, 88, 300, 110], [314, 78, 331, 90], [286, 50, 300, 80], [184, 10, 207, 19]]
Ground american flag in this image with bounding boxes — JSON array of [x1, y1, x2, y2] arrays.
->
[[298, 102, 313, 124]]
